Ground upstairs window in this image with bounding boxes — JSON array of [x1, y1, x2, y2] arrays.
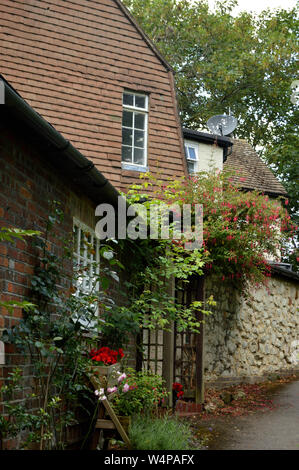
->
[[122, 91, 148, 168], [184, 141, 199, 173]]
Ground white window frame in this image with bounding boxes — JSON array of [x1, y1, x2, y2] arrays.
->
[[121, 91, 148, 170], [73, 218, 101, 330], [184, 140, 199, 174]]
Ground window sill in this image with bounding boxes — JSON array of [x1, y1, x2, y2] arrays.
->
[[121, 162, 149, 172]]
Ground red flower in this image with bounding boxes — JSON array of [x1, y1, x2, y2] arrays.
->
[[89, 346, 124, 365], [172, 382, 184, 399]]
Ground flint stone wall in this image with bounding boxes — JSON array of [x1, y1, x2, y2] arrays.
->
[[204, 274, 299, 383]]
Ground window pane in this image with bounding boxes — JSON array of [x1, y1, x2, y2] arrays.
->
[[135, 112, 145, 130], [122, 110, 133, 128], [123, 93, 134, 106], [135, 95, 146, 109], [122, 145, 133, 162], [74, 225, 79, 250], [80, 231, 85, 256], [134, 130, 144, 148], [187, 147, 197, 160], [122, 128, 133, 145], [133, 147, 144, 165], [187, 161, 195, 173]]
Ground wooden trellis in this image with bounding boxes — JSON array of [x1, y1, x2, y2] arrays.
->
[[138, 276, 204, 402], [174, 276, 204, 402], [140, 328, 164, 375]]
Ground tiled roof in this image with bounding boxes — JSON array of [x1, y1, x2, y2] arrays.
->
[[225, 139, 287, 197], [0, 0, 187, 191]]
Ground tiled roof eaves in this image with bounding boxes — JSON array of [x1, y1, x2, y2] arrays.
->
[[183, 128, 233, 148], [0, 75, 120, 207], [270, 264, 299, 282], [239, 186, 288, 199], [225, 139, 288, 197]]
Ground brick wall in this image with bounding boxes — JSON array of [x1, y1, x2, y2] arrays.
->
[[0, 121, 116, 448]]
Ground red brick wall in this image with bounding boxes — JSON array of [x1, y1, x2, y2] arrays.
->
[[0, 0, 187, 192], [0, 127, 73, 318], [0, 122, 139, 448], [0, 123, 99, 448]]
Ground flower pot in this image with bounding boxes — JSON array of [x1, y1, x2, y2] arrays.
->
[[91, 363, 121, 387]]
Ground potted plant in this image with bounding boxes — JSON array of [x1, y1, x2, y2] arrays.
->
[[88, 346, 124, 387], [99, 368, 169, 431]]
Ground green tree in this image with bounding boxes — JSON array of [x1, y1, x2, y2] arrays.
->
[[123, 0, 297, 146]]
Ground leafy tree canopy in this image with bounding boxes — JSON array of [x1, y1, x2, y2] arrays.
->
[[124, 0, 297, 145]]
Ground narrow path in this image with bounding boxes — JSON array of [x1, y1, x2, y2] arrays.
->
[[199, 380, 299, 450]]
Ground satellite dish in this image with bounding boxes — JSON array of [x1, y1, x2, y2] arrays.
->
[[207, 114, 238, 136]]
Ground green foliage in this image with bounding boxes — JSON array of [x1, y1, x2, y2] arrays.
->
[[128, 414, 195, 450], [123, 0, 298, 148], [99, 307, 140, 350], [0, 228, 40, 313], [117, 236, 214, 333], [264, 125, 299, 271], [127, 171, 295, 293], [117, 185, 215, 332], [0, 369, 68, 448], [109, 368, 168, 417], [0, 227, 40, 243]]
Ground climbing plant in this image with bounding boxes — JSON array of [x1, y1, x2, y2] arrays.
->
[[0, 228, 39, 313], [126, 170, 296, 294]]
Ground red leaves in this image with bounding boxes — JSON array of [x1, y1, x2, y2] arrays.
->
[[196, 379, 296, 419]]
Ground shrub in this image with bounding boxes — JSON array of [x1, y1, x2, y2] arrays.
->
[[128, 415, 195, 450], [108, 368, 168, 417]]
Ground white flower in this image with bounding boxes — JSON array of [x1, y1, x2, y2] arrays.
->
[[95, 388, 106, 400]]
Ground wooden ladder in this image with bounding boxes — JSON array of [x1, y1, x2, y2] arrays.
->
[[88, 374, 132, 450]]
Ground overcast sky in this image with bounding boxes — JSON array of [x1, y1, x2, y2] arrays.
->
[[207, 0, 297, 14]]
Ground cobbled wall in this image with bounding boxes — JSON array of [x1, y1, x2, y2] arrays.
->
[[204, 275, 299, 383]]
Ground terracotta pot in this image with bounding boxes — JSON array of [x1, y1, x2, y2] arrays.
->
[[91, 363, 121, 387]]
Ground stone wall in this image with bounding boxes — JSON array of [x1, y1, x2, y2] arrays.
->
[[204, 274, 299, 384]]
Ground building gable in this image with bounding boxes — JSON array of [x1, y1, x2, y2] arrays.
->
[[0, 0, 187, 191]]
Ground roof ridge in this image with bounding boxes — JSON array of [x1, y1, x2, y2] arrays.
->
[[113, 0, 173, 72]]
